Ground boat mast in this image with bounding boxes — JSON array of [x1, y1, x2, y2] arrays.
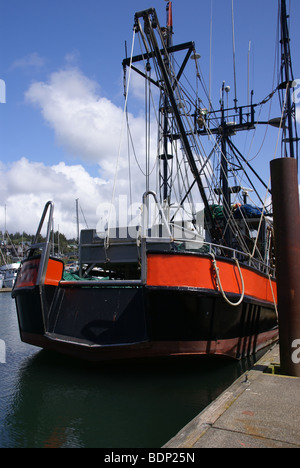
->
[[162, 1, 173, 203], [135, 7, 216, 229], [270, 0, 300, 377], [280, 0, 298, 159], [220, 82, 231, 246]]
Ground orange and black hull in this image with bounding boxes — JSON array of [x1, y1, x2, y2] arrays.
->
[[12, 252, 278, 361]]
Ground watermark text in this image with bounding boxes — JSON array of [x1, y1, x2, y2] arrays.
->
[[0, 79, 6, 104], [0, 339, 6, 364], [95, 195, 204, 241], [291, 339, 300, 364]]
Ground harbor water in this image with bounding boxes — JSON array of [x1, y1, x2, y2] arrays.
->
[[0, 292, 264, 448]]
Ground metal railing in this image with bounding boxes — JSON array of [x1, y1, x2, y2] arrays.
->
[[27, 201, 54, 286], [141, 191, 275, 278]]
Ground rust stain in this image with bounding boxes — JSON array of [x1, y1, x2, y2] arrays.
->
[[236, 414, 263, 439]]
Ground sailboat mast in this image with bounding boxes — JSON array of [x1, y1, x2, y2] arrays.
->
[[76, 198, 79, 245]]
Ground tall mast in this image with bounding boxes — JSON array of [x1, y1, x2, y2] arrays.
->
[[220, 83, 231, 246], [76, 198, 79, 246], [280, 0, 298, 159], [270, 0, 300, 377], [162, 1, 173, 202], [132, 6, 216, 232]]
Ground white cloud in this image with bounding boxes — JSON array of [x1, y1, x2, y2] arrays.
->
[[2, 66, 158, 238], [25, 66, 155, 190], [0, 158, 107, 238], [25, 67, 148, 172], [10, 52, 45, 71]]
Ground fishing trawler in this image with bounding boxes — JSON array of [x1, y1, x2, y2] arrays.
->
[[13, 1, 297, 361]]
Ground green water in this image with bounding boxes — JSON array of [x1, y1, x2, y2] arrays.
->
[[0, 293, 258, 448]]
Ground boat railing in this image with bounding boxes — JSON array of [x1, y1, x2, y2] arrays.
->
[[140, 195, 275, 278], [141, 191, 275, 278], [171, 237, 275, 277], [26, 201, 54, 285], [28, 199, 274, 286], [142, 191, 173, 238]]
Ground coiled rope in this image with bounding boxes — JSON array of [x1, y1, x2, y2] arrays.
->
[[209, 253, 245, 307]]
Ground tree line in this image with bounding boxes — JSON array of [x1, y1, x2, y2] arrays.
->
[[1, 231, 78, 256]]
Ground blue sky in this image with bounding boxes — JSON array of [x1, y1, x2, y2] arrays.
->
[[0, 0, 299, 237]]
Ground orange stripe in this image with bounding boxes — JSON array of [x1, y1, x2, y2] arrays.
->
[[15, 258, 63, 288], [45, 259, 64, 286], [146, 253, 277, 304]]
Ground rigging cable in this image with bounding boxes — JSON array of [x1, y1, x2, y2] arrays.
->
[[125, 32, 159, 181], [209, 0, 213, 113], [201, 120, 264, 256], [241, 8, 280, 165], [126, 110, 133, 214], [107, 28, 136, 237], [249, 84, 288, 262]]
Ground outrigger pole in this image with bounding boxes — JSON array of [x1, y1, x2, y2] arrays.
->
[[126, 5, 218, 238]]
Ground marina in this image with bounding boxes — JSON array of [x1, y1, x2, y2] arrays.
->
[[12, 0, 282, 363], [1, 0, 300, 451]]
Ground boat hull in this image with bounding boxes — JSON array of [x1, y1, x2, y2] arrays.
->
[[4, 277, 17, 289], [0, 263, 20, 289], [13, 253, 278, 361]]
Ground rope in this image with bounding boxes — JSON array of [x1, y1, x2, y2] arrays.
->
[[209, 253, 245, 307], [268, 273, 278, 322]]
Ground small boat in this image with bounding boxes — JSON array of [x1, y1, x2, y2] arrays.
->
[[12, 1, 297, 361], [1, 263, 20, 289]]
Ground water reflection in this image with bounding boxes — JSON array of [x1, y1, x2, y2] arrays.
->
[[0, 294, 264, 448], [1, 349, 257, 448]]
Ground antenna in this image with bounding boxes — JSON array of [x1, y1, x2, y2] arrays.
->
[[248, 41, 251, 106], [209, 0, 213, 113], [231, 0, 238, 108]]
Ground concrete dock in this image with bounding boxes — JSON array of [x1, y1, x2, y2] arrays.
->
[[164, 344, 300, 448]]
